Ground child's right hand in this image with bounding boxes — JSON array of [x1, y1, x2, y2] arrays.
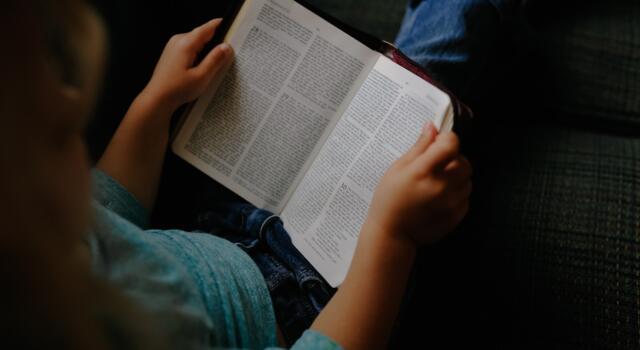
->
[[364, 122, 472, 247], [313, 124, 471, 349]]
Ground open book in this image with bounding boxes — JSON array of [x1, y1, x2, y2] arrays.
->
[[173, 0, 470, 287]]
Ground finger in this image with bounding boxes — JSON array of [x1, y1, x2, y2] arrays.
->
[[414, 132, 460, 173], [454, 180, 472, 200], [431, 198, 469, 239], [186, 18, 223, 51], [192, 42, 233, 80], [442, 156, 472, 181], [441, 179, 472, 210], [451, 200, 470, 228], [403, 121, 438, 161]]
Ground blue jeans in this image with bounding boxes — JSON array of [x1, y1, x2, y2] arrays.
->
[[195, 0, 514, 346], [195, 194, 336, 347], [395, 0, 513, 97]]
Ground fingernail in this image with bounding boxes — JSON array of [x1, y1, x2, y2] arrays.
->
[[219, 43, 231, 53], [422, 121, 434, 135]]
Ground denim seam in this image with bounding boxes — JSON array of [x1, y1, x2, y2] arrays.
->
[[258, 214, 280, 241]]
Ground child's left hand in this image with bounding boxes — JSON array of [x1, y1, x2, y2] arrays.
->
[[140, 18, 234, 113], [98, 18, 233, 210]]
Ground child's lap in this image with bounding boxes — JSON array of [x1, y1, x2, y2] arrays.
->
[[192, 181, 337, 346]]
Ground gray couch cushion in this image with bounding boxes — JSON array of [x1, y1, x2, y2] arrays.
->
[[521, 0, 640, 130], [483, 124, 640, 348]]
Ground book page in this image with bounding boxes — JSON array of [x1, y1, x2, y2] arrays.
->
[[172, 0, 379, 213], [282, 55, 452, 287]]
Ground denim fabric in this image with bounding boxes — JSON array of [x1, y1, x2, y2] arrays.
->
[[395, 0, 512, 97], [195, 199, 337, 347]]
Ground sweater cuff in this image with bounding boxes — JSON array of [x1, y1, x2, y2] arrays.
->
[[91, 169, 150, 229], [288, 329, 343, 350]]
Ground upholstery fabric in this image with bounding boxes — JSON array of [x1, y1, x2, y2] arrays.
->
[[483, 124, 640, 348], [520, 0, 640, 130]]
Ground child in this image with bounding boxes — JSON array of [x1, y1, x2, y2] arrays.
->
[[0, 0, 471, 349]]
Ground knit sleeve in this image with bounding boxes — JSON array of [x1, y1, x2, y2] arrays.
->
[[91, 169, 149, 229]]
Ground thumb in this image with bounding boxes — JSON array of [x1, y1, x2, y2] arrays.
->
[[192, 42, 233, 80], [189, 18, 223, 50], [404, 121, 438, 160]]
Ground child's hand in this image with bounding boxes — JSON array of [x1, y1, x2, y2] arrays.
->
[[140, 18, 233, 112], [364, 122, 472, 247], [98, 19, 233, 210]]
